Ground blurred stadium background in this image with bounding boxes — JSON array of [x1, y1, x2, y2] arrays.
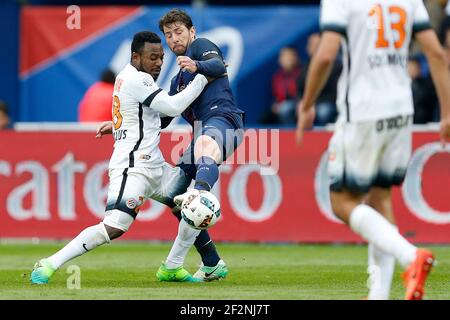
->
[[0, 0, 449, 300]]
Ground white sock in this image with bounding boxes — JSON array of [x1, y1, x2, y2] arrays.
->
[[47, 223, 110, 269], [367, 240, 395, 300], [165, 219, 201, 269], [349, 204, 416, 268]]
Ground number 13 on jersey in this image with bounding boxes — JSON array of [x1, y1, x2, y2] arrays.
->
[[369, 4, 407, 49]]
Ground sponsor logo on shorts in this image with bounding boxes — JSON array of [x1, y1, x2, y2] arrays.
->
[[126, 198, 137, 209], [139, 154, 151, 160], [134, 196, 144, 214]]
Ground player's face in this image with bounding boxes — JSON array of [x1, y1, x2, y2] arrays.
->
[[163, 22, 196, 56], [138, 43, 164, 80]]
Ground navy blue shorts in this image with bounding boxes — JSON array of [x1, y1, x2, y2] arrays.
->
[[177, 113, 244, 180]]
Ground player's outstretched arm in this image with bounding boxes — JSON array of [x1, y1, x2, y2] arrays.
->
[[148, 74, 208, 117], [416, 29, 450, 146], [295, 31, 341, 145]]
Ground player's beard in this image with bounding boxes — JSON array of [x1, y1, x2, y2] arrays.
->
[[173, 45, 186, 56], [137, 62, 159, 81], [174, 35, 193, 56]]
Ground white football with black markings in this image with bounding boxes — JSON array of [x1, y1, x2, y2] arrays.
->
[[180, 191, 221, 230]]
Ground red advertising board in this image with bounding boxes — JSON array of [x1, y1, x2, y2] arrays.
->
[[0, 129, 448, 243]]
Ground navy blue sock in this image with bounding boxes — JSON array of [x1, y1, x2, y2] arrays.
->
[[171, 207, 220, 267], [194, 156, 219, 191], [195, 231, 221, 267]]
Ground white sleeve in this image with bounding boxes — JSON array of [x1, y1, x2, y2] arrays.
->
[[126, 71, 161, 104], [412, 0, 432, 34], [320, 0, 349, 36], [147, 74, 208, 117]]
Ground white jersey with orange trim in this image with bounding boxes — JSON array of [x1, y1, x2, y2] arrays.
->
[[320, 0, 431, 122], [109, 63, 207, 169]]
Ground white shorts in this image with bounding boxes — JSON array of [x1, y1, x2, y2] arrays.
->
[[104, 163, 191, 221], [327, 115, 412, 193]]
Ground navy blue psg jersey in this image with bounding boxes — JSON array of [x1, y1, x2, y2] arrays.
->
[[169, 38, 244, 126]]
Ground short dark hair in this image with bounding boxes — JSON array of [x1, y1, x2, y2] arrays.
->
[[131, 31, 161, 55], [159, 8, 193, 33], [100, 69, 116, 84]]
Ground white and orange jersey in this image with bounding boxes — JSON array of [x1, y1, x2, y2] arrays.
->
[[109, 63, 165, 169], [320, 0, 431, 122]]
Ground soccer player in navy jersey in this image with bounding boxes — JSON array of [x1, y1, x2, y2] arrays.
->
[[155, 9, 245, 281]]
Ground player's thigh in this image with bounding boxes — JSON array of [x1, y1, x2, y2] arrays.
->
[[150, 163, 192, 207], [104, 168, 150, 231], [193, 116, 244, 163], [328, 120, 382, 194], [194, 135, 222, 163]]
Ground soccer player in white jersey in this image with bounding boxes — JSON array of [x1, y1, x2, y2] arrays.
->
[[296, 0, 450, 300], [30, 31, 211, 284]]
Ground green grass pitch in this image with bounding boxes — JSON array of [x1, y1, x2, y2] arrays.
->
[[0, 242, 449, 300]]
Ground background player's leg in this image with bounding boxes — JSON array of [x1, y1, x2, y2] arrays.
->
[[365, 187, 396, 300], [332, 189, 434, 300], [331, 189, 416, 269]]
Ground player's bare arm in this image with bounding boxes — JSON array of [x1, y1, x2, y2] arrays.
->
[[295, 31, 341, 145], [415, 29, 450, 146], [95, 121, 113, 139]]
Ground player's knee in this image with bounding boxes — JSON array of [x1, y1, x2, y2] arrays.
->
[[330, 200, 347, 221], [330, 191, 361, 223], [171, 206, 182, 221], [103, 224, 125, 240], [102, 209, 134, 239], [194, 135, 221, 162]]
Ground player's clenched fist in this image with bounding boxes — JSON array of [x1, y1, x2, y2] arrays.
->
[[177, 56, 197, 73]]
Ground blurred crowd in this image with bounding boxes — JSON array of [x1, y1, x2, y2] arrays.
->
[[2, 0, 449, 130], [261, 0, 450, 126]]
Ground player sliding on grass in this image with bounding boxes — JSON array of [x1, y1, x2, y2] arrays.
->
[[30, 31, 214, 284], [296, 0, 450, 300]]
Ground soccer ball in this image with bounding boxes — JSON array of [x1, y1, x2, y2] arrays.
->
[[180, 191, 221, 230]]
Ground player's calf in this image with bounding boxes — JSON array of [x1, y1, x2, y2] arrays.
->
[[30, 213, 131, 285]]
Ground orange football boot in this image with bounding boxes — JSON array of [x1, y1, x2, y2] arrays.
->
[[402, 249, 435, 300]]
